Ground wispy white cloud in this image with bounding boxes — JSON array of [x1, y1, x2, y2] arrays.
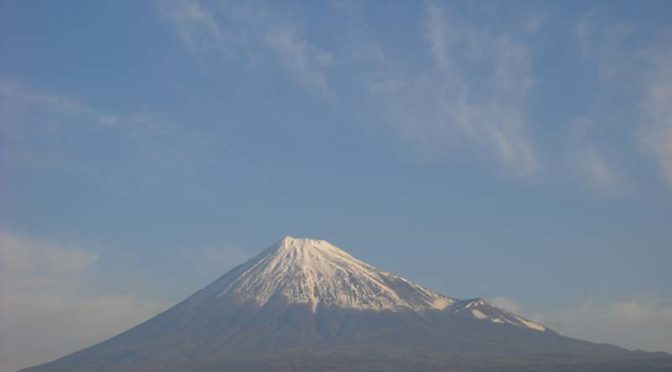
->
[[428, 4, 538, 176], [267, 29, 333, 95], [370, 3, 538, 177], [573, 11, 672, 190], [156, 2, 541, 179], [0, 82, 160, 134], [159, 0, 230, 56], [567, 118, 625, 195], [576, 10, 639, 84], [0, 231, 167, 372], [158, 1, 334, 95], [0, 81, 220, 177], [154, 1, 672, 190], [490, 294, 672, 353], [640, 49, 672, 185], [575, 150, 623, 193]]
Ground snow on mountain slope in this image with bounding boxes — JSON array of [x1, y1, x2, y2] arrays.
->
[[190, 236, 547, 332], [213, 236, 455, 312]]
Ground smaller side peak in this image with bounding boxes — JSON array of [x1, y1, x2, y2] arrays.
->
[[449, 298, 548, 332]]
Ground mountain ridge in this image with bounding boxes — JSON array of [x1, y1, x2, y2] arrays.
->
[[20, 236, 672, 372]]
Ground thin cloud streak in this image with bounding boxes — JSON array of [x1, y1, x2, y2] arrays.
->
[[159, 0, 230, 56], [640, 49, 672, 185], [425, 4, 538, 176], [369, 3, 539, 178], [0, 82, 160, 134], [154, 1, 672, 191], [159, 1, 334, 95], [574, 11, 672, 189], [266, 29, 333, 95], [567, 118, 625, 195], [0, 81, 221, 178]]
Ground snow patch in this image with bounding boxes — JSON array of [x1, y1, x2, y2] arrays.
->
[[516, 316, 546, 331], [471, 309, 488, 319]]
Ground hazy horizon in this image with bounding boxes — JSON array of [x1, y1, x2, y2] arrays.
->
[[1, 1, 671, 371]]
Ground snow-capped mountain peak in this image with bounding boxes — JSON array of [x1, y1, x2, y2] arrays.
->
[[212, 236, 454, 312], [195, 236, 546, 332]]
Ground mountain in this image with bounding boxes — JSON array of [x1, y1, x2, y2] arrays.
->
[[22, 236, 672, 372]]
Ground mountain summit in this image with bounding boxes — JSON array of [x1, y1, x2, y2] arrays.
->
[[22, 237, 672, 372], [211, 236, 454, 312], [203, 236, 543, 330]]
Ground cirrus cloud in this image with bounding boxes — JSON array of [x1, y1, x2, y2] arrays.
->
[[369, 3, 539, 178]]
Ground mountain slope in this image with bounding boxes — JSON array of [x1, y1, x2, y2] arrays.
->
[[207, 236, 454, 312], [21, 237, 672, 372]]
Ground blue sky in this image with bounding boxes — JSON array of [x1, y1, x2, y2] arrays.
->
[[1, 0, 671, 370]]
